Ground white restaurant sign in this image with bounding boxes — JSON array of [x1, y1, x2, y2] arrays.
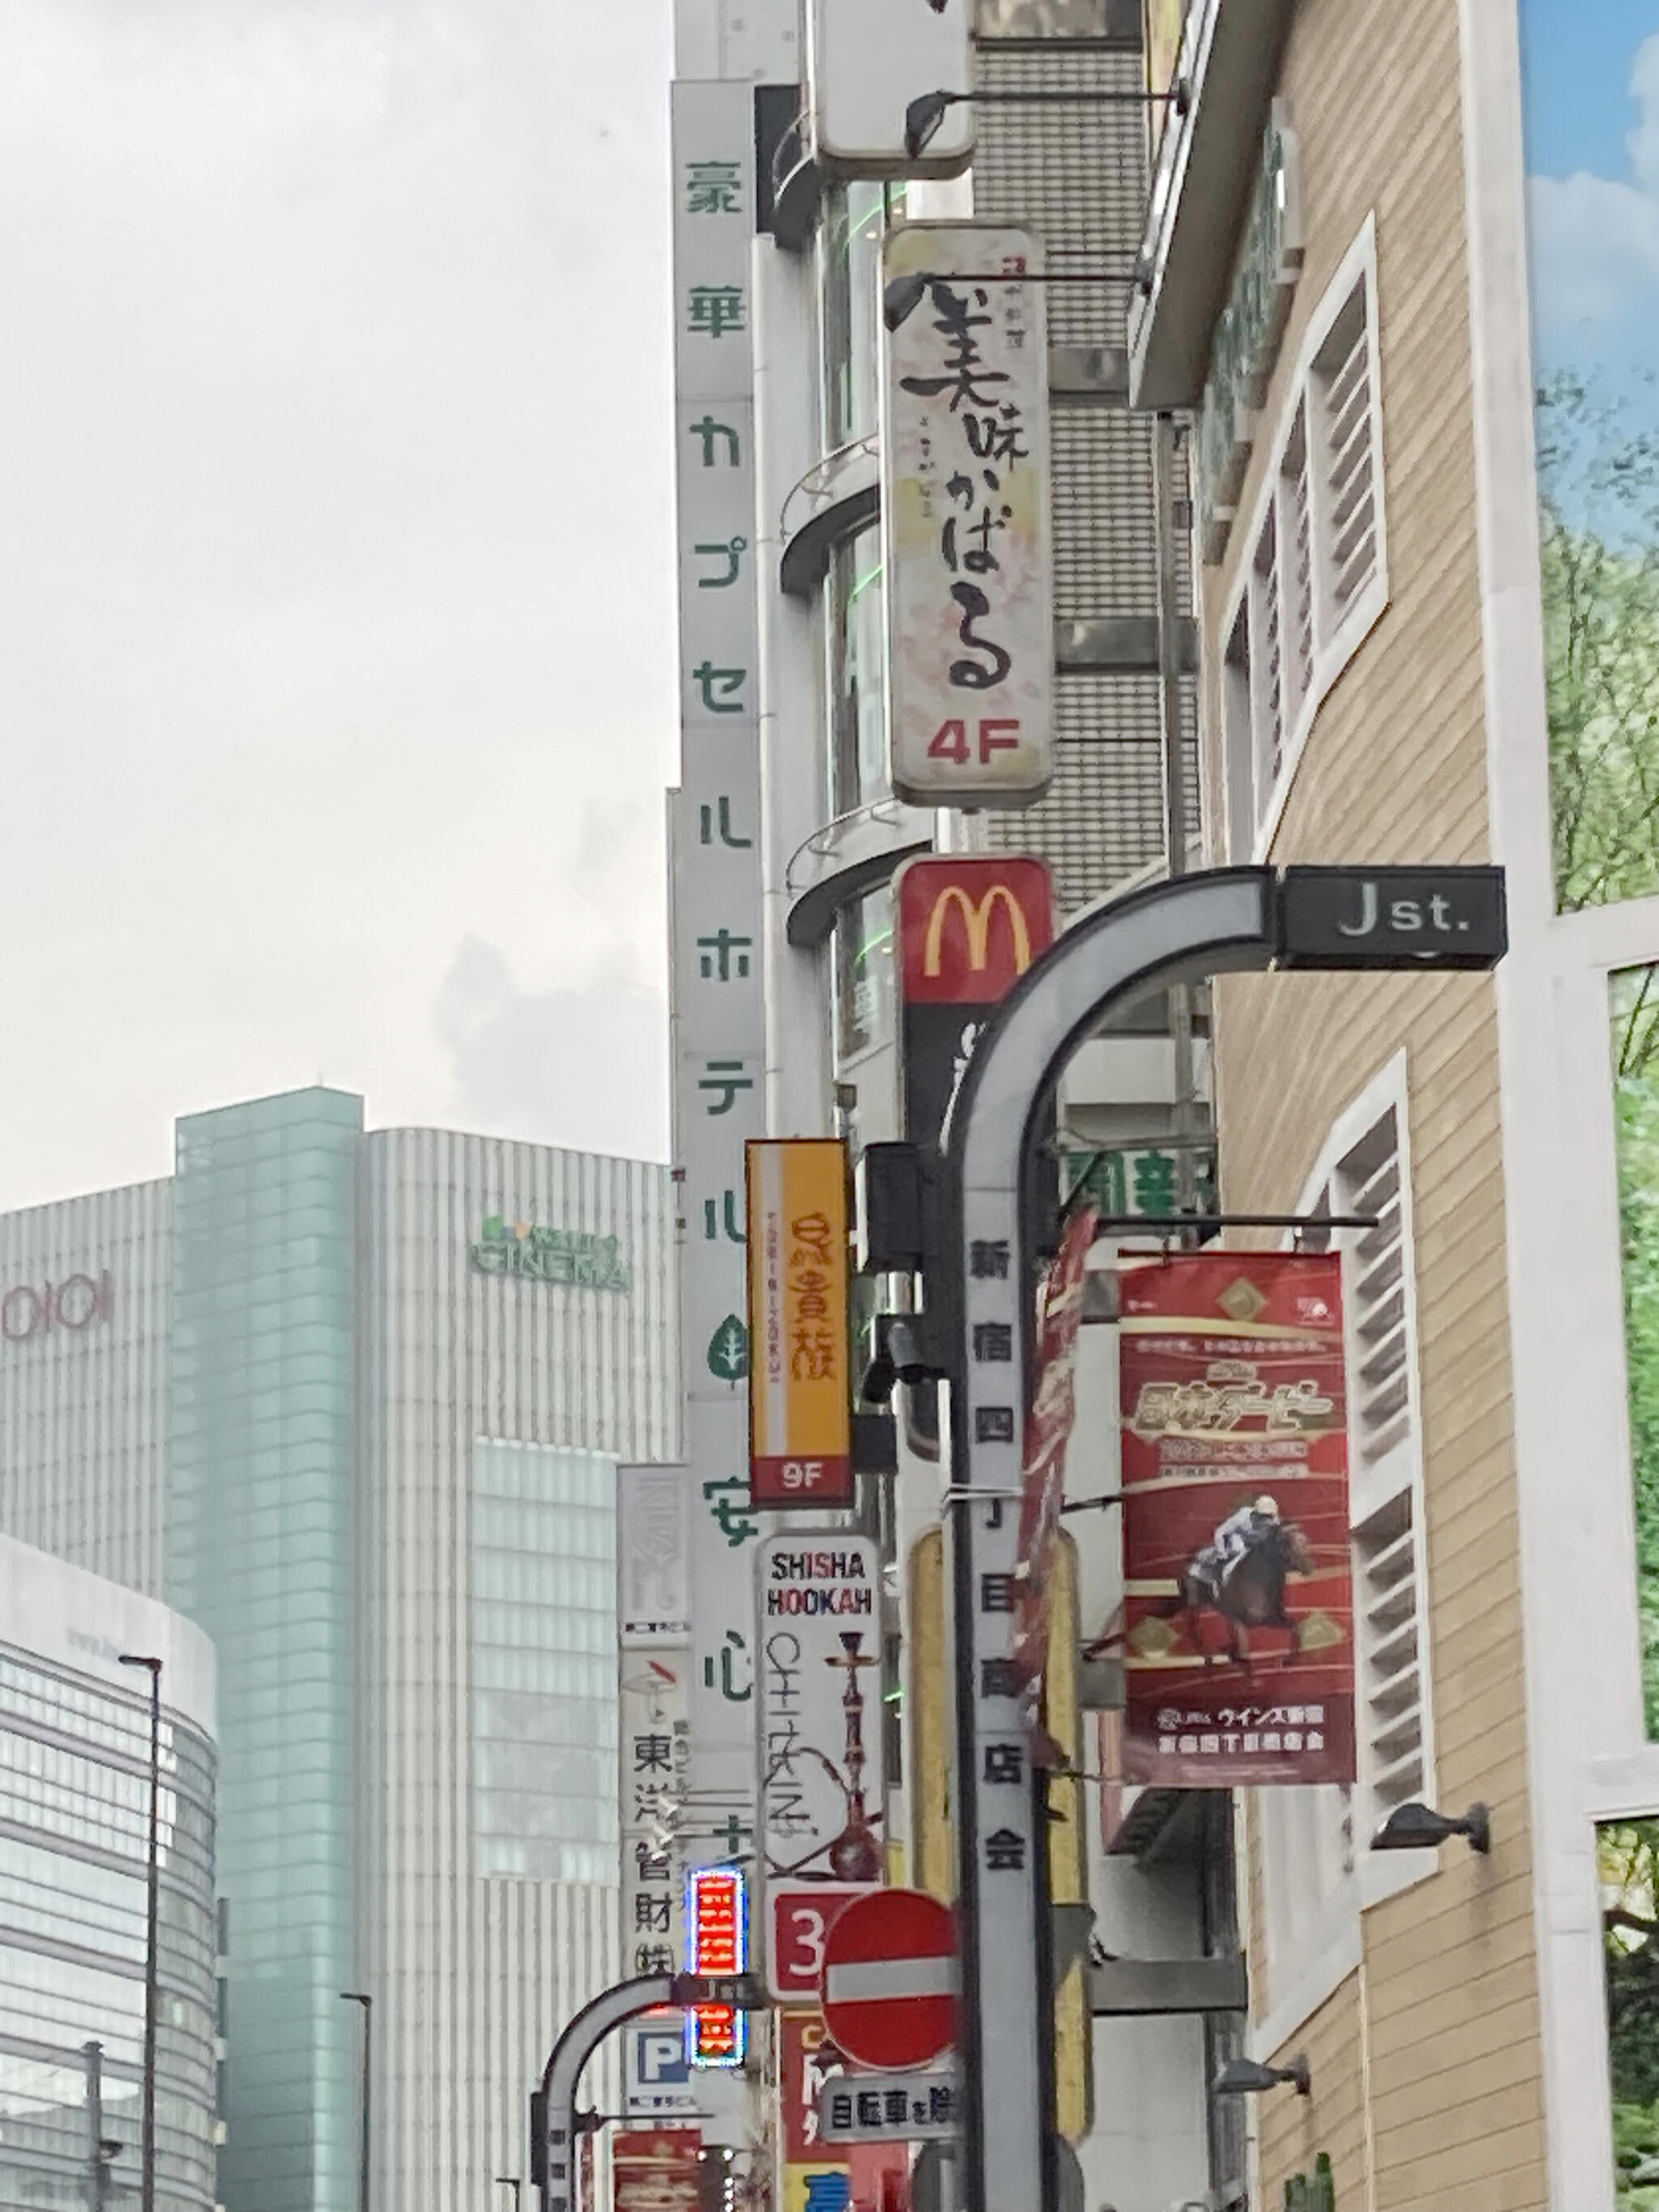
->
[[881, 224, 1053, 808], [757, 1535, 884, 1897]]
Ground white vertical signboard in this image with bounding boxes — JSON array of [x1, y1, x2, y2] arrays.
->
[[619, 1649, 693, 1988], [667, 77, 767, 2142], [619, 1464, 692, 1645], [881, 224, 1054, 808], [756, 1534, 884, 1897], [806, 0, 975, 177]]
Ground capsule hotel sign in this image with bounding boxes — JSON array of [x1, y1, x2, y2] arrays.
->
[[881, 224, 1054, 808]]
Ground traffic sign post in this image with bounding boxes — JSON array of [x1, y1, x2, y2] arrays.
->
[[932, 864, 1505, 2212], [818, 2069, 961, 2145], [820, 1887, 957, 2072]]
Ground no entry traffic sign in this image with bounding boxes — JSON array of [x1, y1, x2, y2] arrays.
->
[[820, 1889, 957, 2071]]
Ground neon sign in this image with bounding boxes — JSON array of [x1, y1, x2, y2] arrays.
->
[[684, 1867, 748, 2069]]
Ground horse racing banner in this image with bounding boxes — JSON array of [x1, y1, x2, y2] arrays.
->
[[1119, 1251, 1355, 1787]]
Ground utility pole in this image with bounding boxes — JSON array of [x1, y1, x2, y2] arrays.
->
[[83, 2040, 109, 2212], [341, 1992, 372, 2212], [1151, 410, 1202, 1221], [117, 1655, 163, 2212]]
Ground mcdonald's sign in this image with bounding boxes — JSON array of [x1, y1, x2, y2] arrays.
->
[[895, 856, 1055, 1153], [897, 858, 1054, 1004]]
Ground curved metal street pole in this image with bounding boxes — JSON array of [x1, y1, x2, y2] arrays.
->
[[940, 870, 1280, 2212], [535, 1975, 676, 2212]]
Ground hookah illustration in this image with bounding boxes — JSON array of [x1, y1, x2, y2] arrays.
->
[[766, 1629, 884, 1882]]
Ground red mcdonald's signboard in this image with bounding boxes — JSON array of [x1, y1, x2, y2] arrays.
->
[[897, 856, 1055, 1006], [895, 857, 1055, 1154]]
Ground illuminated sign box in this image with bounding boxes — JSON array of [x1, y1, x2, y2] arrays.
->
[[684, 1869, 748, 2069]]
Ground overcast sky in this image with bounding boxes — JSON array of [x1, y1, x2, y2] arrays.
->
[[0, 0, 676, 1212]]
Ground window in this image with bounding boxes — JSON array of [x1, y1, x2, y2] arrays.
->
[[1222, 220, 1387, 856], [1249, 1058, 1433, 2046]]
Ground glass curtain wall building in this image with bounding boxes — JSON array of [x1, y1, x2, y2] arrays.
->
[[0, 1090, 677, 2212], [169, 1091, 362, 2212], [0, 1532, 218, 2212]]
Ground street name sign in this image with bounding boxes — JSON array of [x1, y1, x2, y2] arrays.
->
[[1277, 864, 1506, 970]]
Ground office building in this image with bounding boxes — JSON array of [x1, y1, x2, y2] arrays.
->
[[0, 1092, 676, 2212], [0, 1532, 218, 2212]]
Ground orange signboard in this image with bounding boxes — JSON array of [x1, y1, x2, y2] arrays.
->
[[746, 1140, 854, 1509]]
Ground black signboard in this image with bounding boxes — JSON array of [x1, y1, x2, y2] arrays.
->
[[1276, 866, 1507, 971]]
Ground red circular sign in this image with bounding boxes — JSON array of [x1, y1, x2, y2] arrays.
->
[[820, 1887, 957, 2071]]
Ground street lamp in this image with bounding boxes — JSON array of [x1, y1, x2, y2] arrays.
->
[[340, 1993, 372, 2212], [1371, 1799, 1491, 1855], [1213, 2053, 1311, 2099], [117, 1656, 163, 2212], [904, 82, 1188, 160]]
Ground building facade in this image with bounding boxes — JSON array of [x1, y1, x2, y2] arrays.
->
[[664, 3, 1226, 2208], [0, 1093, 676, 2212], [0, 1532, 219, 2212]]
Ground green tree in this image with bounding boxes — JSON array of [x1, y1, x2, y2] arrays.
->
[[1539, 372, 1659, 910]]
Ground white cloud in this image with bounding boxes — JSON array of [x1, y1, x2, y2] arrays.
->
[[0, 0, 675, 1208], [434, 937, 668, 1161], [1530, 32, 1659, 334]]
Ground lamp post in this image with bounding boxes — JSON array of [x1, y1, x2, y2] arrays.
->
[[904, 81, 1188, 160], [117, 1656, 162, 2212], [341, 1993, 372, 2212]]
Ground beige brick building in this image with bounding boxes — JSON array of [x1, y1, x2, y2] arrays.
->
[[1132, 0, 1659, 2203]]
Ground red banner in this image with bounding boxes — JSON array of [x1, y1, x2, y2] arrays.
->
[[612, 2130, 701, 2212], [1119, 1252, 1354, 1787], [1012, 1207, 1098, 1701]]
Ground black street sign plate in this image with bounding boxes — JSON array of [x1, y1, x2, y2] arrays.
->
[[1276, 866, 1507, 970]]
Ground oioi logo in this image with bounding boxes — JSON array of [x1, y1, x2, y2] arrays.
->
[[2, 1271, 114, 1345]]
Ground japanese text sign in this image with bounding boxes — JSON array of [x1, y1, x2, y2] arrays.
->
[[820, 2071, 960, 2145], [1118, 1252, 1355, 1787], [747, 1140, 854, 1508], [757, 1537, 884, 1895], [684, 1866, 748, 2068], [881, 224, 1053, 808], [621, 1653, 691, 1981]]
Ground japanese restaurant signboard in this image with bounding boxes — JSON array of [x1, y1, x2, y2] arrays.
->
[[1119, 1251, 1355, 1786], [881, 224, 1054, 808], [746, 1140, 854, 1508]]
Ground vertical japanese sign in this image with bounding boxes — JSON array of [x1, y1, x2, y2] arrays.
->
[[621, 1652, 693, 1982], [746, 1140, 854, 1508], [895, 855, 1054, 1153], [757, 1536, 883, 1892], [881, 224, 1053, 808], [669, 80, 767, 2085], [684, 1866, 749, 2068], [621, 1464, 693, 1643], [1118, 1252, 1355, 1786], [1010, 1208, 1097, 1703], [777, 2011, 849, 2212]]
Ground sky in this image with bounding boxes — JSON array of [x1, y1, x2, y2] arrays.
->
[[0, 0, 676, 1212], [1522, 4, 1659, 418]]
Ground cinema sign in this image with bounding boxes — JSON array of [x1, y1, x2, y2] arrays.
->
[[2, 1271, 115, 1345]]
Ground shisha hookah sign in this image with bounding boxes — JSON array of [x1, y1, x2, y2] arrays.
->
[[757, 1536, 885, 1916]]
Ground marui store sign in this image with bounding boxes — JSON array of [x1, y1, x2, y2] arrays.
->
[[2, 1271, 114, 1346]]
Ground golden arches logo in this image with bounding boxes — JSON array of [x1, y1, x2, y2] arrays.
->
[[922, 883, 1034, 978]]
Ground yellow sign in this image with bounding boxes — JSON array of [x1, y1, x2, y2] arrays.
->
[[745, 1140, 853, 1508], [922, 881, 1035, 980]]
